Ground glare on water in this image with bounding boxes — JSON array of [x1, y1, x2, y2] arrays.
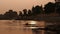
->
[[0, 20, 45, 34]]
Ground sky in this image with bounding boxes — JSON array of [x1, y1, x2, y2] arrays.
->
[[0, 0, 55, 14]]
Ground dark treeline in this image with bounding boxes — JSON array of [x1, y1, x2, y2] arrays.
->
[[0, 2, 60, 20]]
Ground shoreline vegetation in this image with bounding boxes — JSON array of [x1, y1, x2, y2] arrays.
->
[[0, 2, 60, 20]]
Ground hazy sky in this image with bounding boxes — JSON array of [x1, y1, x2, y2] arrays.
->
[[0, 0, 55, 14]]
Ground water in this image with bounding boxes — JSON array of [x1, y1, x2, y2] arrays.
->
[[0, 20, 45, 34]]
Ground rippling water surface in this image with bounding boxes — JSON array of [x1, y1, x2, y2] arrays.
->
[[0, 20, 45, 34]]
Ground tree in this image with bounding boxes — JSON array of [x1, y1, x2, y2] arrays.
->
[[32, 5, 43, 15], [22, 9, 28, 19], [19, 11, 23, 16], [28, 9, 32, 16], [23, 9, 27, 15], [4, 10, 18, 19], [44, 2, 55, 14], [55, 2, 60, 14]]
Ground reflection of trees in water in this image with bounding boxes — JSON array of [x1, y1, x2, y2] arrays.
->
[[2, 20, 60, 34], [6, 27, 17, 31], [4, 20, 19, 26], [4, 20, 32, 31], [45, 22, 60, 34], [5, 22, 17, 26]]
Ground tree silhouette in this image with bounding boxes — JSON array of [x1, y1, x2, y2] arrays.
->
[[0, 2, 60, 20], [32, 5, 43, 15], [4, 10, 18, 19], [28, 9, 32, 16], [32, 6, 35, 14], [56, 2, 60, 14], [22, 9, 28, 19], [19, 11, 23, 16], [44, 2, 55, 14], [18, 11, 23, 20], [23, 9, 27, 15], [0, 14, 4, 19]]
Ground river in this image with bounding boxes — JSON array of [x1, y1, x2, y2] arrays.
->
[[0, 20, 45, 34]]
